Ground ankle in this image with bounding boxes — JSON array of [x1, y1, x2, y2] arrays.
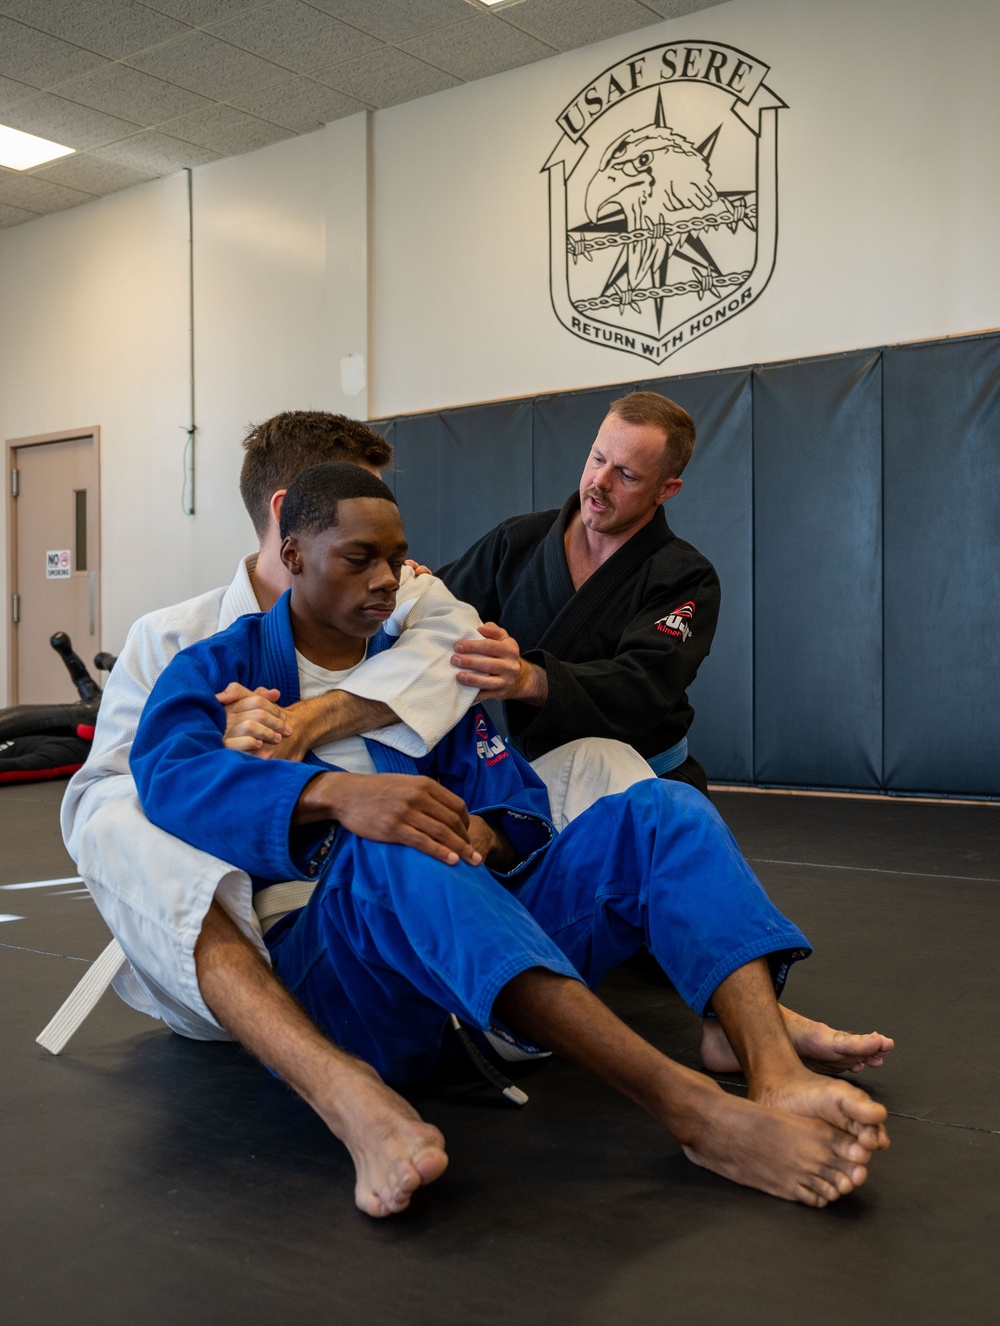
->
[[643, 1061, 726, 1145], [302, 1045, 381, 1123], [744, 1052, 812, 1097]]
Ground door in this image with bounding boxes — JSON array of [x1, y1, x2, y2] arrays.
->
[[7, 430, 100, 705]]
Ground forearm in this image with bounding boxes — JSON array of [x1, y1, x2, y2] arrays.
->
[[291, 770, 479, 867], [296, 691, 397, 746], [194, 900, 360, 1106]]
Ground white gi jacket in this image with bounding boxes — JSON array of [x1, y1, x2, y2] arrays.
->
[[60, 558, 483, 1040]]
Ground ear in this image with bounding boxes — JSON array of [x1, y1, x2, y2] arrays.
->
[[658, 476, 683, 505], [280, 534, 303, 576], [268, 488, 287, 531]]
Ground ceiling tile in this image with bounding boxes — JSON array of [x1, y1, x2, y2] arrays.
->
[[32, 151, 157, 194], [637, 0, 724, 16], [307, 0, 472, 44], [53, 64, 212, 126], [503, 0, 661, 52], [2, 93, 141, 149], [0, 16, 109, 88], [126, 29, 286, 99], [91, 131, 220, 174], [208, 1, 381, 75], [315, 47, 459, 109], [136, 0, 269, 25], [0, 200, 39, 226], [0, 0, 189, 60], [164, 103, 294, 154], [228, 75, 364, 130], [0, 169, 92, 211], [0, 73, 36, 110], [401, 13, 555, 83]]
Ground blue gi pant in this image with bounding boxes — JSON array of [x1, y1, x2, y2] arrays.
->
[[266, 781, 810, 1083]]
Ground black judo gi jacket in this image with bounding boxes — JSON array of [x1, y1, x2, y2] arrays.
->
[[439, 494, 720, 763]]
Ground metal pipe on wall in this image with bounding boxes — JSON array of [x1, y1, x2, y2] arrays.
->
[[182, 166, 196, 516]]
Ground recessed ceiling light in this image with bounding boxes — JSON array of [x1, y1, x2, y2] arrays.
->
[[0, 124, 75, 171]]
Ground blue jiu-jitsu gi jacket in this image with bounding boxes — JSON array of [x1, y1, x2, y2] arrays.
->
[[130, 591, 555, 889]]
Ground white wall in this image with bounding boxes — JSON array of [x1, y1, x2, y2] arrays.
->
[[0, 174, 190, 701], [191, 112, 369, 595], [0, 115, 368, 701], [3, 0, 999, 700]]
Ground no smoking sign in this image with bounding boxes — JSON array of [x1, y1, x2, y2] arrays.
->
[[45, 549, 71, 579]]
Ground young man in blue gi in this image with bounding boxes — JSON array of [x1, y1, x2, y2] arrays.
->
[[131, 464, 891, 1219]]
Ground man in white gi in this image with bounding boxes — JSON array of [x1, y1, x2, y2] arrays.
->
[[59, 410, 653, 1219]]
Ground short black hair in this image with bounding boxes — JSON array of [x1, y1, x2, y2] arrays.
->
[[279, 462, 398, 540], [240, 412, 393, 537]]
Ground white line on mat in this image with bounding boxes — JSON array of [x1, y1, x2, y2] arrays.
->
[[0, 877, 83, 891]]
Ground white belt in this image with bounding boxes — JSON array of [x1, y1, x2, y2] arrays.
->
[[37, 938, 128, 1055], [36, 882, 317, 1055], [252, 880, 317, 934]]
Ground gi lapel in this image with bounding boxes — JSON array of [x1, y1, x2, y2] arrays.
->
[[261, 591, 302, 704], [537, 505, 672, 658], [541, 496, 579, 611]]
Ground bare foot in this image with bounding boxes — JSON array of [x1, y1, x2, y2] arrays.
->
[[750, 1065, 891, 1156], [665, 1066, 876, 1207], [701, 1007, 894, 1076], [314, 1061, 449, 1217]]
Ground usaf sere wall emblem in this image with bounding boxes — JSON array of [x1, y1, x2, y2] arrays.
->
[[543, 41, 785, 366]]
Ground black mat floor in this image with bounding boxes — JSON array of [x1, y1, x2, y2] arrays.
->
[[2, 783, 997, 1325]]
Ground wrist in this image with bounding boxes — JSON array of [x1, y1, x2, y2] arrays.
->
[[294, 770, 349, 824], [481, 823, 503, 861], [512, 660, 548, 707], [483, 823, 519, 872]]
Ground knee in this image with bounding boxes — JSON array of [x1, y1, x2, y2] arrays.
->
[[620, 776, 717, 832], [364, 840, 501, 899], [568, 737, 655, 792]]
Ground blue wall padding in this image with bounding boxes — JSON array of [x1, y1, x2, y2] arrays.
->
[[394, 401, 534, 569], [532, 384, 631, 511], [883, 336, 1000, 796], [636, 369, 754, 783], [369, 418, 396, 493], [753, 352, 883, 789], [373, 329, 999, 797], [389, 412, 439, 562]]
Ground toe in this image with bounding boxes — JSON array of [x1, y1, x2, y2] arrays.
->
[[809, 1173, 843, 1203], [819, 1164, 856, 1196], [830, 1131, 873, 1166], [838, 1086, 888, 1127], [794, 1183, 827, 1207], [851, 1119, 890, 1151], [355, 1187, 394, 1219]]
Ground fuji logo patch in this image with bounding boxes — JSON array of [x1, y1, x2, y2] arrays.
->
[[475, 710, 509, 765], [655, 601, 696, 640]]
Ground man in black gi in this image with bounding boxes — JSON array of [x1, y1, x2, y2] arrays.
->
[[440, 392, 716, 796]]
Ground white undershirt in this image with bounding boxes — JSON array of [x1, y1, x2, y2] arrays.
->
[[296, 649, 378, 776]]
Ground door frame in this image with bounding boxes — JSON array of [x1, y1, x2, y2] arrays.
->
[[5, 426, 101, 704]]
